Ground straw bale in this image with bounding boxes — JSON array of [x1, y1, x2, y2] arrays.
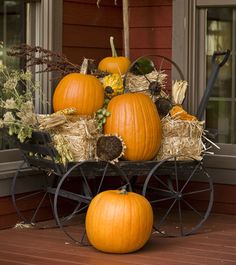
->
[[157, 116, 204, 161], [52, 116, 99, 162], [125, 70, 167, 99], [37, 114, 100, 163]]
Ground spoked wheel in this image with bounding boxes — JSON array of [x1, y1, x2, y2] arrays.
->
[[142, 156, 214, 237], [53, 160, 131, 244], [11, 162, 57, 226]]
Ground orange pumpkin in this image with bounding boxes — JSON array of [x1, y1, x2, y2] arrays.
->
[[104, 93, 161, 161], [53, 72, 104, 115], [98, 36, 131, 75], [85, 189, 153, 253]]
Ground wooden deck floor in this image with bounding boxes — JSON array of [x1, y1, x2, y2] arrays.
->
[[0, 213, 235, 265]]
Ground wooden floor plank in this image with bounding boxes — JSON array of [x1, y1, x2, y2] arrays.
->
[[0, 213, 236, 265]]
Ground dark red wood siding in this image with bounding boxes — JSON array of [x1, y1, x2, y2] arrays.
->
[[63, 0, 123, 66], [128, 0, 173, 91], [129, 0, 172, 61]]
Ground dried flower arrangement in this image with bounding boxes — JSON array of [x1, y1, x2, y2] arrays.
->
[[7, 44, 99, 78], [7, 44, 79, 76], [0, 65, 38, 142]]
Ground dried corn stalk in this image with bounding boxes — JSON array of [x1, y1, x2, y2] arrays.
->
[[172, 80, 188, 105]]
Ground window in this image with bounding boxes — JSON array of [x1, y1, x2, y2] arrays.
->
[[172, 0, 236, 184], [0, 0, 26, 150], [206, 8, 235, 144], [0, 0, 62, 196]]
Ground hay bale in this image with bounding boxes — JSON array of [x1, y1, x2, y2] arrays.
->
[[125, 70, 167, 99], [157, 116, 204, 161], [52, 116, 99, 162], [37, 114, 100, 163]]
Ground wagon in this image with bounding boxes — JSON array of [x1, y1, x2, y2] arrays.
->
[[10, 50, 230, 244]]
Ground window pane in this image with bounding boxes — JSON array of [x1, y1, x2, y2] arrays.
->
[[206, 100, 232, 143], [0, 0, 26, 150], [206, 7, 235, 144]]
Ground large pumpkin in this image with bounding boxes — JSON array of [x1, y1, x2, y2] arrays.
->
[[53, 73, 104, 115], [98, 36, 131, 75], [104, 93, 162, 161], [85, 189, 153, 253]]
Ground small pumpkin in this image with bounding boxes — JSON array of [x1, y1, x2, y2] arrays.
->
[[104, 93, 162, 161], [170, 105, 197, 121], [98, 36, 131, 75], [53, 59, 104, 115], [85, 189, 153, 253]]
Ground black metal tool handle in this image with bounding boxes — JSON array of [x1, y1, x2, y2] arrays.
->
[[211, 49, 231, 67], [196, 49, 231, 121]]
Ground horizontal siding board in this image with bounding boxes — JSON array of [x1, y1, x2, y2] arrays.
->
[[62, 47, 123, 65], [63, 1, 122, 27], [129, 6, 172, 27], [129, 0, 172, 7], [64, 0, 121, 6], [130, 48, 172, 60], [63, 25, 123, 48], [130, 27, 172, 49], [212, 202, 236, 215]]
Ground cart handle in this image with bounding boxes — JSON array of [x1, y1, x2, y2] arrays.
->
[[196, 49, 231, 121], [211, 49, 231, 67]]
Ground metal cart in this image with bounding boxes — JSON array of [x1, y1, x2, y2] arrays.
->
[[11, 50, 230, 244]]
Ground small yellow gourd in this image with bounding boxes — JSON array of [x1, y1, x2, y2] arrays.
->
[[103, 73, 124, 98]]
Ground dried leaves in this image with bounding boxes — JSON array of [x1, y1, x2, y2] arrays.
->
[[7, 44, 81, 77]]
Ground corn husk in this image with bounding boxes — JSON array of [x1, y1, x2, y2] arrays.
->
[[172, 80, 188, 105], [157, 116, 205, 161]]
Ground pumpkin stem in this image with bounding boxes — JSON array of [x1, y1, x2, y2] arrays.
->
[[110, 36, 118, 57], [80, 58, 89, 74], [119, 186, 128, 195]]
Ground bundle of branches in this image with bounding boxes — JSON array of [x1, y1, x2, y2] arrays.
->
[[7, 44, 82, 77]]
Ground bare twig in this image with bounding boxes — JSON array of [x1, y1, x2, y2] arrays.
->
[[7, 44, 81, 77]]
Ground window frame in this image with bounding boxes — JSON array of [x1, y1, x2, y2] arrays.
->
[[172, 0, 236, 184], [0, 0, 62, 195]]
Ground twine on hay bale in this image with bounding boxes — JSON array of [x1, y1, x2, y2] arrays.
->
[[157, 116, 205, 161]]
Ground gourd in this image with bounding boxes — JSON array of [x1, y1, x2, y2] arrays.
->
[[98, 36, 131, 75], [104, 93, 161, 161], [103, 73, 124, 98], [170, 105, 197, 121], [53, 59, 104, 115], [85, 189, 153, 253]]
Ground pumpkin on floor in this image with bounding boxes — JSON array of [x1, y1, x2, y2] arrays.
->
[[53, 59, 104, 115], [98, 36, 131, 75], [85, 189, 153, 254], [104, 93, 162, 161]]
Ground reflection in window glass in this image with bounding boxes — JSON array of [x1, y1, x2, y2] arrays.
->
[[206, 7, 236, 144], [0, 0, 26, 150]]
